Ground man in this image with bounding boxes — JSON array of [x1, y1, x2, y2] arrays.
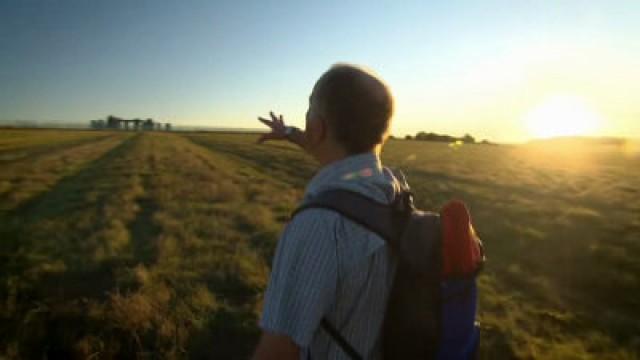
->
[[253, 64, 398, 360]]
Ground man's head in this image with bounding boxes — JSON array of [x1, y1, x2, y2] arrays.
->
[[305, 64, 393, 163]]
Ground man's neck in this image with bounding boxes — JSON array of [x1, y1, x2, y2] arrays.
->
[[317, 149, 378, 168], [318, 152, 348, 167]]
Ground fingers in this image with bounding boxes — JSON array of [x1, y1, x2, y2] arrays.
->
[[270, 111, 285, 126], [258, 117, 273, 128], [258, 111, 285, 139]]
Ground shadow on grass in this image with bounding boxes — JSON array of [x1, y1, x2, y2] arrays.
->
[[188, 307, 261, 360], [0, 135, 147, 357], [6, 134, 140, 222], [1, 140, 141, 307], [129, 174, 160, 266]]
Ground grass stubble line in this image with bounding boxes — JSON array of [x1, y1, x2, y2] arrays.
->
[[0, 133, 131, 213], [0, 129, 117, 162]]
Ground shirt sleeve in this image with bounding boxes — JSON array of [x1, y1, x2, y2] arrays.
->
[[259, 208, 340, 347]]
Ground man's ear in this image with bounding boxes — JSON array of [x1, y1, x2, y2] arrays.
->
[[318, 117, 329, 142], [307, 115, 327, 147]]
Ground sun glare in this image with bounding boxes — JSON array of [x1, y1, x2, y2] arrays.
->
[[523, 95, 603, 139]]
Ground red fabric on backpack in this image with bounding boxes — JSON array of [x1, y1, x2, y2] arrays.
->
[[440, 200, 483, 278]]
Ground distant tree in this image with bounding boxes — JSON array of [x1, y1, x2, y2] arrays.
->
[[462, 134, 475, 144], [415, 131, 428, 141], [412, 131, 480, 143], [405, 135, 413, 140]]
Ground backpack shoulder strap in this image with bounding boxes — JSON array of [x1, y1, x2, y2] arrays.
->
[[291, 189, 408, 360], [290, 188, 406, 243], [321, 319, 363, 360]]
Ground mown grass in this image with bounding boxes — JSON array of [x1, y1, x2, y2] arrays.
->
[[1, 131, 300, 359], [0, 134, 131, 213], [0, 130, 638, 359], [183, 134, 640, 359], [0, 129, 117, 162], [380, 139, 640, 359]]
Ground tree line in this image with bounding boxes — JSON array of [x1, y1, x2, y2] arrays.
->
[[401, 132, 493, 145]]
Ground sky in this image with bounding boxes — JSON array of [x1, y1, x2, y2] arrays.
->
[[1, 0, 639, 143]]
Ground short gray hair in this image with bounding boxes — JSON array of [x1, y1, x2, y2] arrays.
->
[[312, 63, 394, 154]]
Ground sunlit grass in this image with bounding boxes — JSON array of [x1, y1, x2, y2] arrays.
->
[[0, 130, 638, 359]]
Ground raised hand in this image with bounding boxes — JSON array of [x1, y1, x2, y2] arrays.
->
[[257, 111, 287, 143]]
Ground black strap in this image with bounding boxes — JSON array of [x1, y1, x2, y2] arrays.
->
[[291, 189, 411, 244], [292, 189, 410, 360], [321, 318, 363, 360]]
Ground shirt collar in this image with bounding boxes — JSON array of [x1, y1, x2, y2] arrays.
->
[[305, 152, 384, 197]]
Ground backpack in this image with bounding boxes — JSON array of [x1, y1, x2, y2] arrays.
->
[[291, 171, 485, 359]]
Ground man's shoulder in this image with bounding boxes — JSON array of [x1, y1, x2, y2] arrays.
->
[[294, 190, 390, 250], [282, 208, 342, 245], [288, 207, 342, 226]]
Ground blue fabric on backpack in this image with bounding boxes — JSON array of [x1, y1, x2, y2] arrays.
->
[[438, 277, 479, 359]]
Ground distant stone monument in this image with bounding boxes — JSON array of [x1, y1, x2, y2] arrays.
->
[[92, 115, 171, 131]]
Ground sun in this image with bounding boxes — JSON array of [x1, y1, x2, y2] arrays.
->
[[523, 95, 603, 139]]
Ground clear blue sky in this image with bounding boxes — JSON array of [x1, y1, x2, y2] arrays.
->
[[1, 0, 638, 142]]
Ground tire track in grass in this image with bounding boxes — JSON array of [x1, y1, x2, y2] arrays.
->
[[128, 171, 160, 266], [0, 134, 131, 213], [0, 130, 118, 164], [125, 136, 161, 267]]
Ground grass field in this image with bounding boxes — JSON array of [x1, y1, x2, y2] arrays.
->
[[1, 129, 638, 359]]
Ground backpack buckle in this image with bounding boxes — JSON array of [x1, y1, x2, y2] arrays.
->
[[393, 190, 414, 214]]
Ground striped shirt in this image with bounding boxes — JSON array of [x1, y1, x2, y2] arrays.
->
[[260, 152, 401, 359]]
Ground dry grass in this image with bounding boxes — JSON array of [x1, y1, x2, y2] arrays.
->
[[0, 134, 130, 212], [1, 130, 638, 359], [0, 129, 115, 161]]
